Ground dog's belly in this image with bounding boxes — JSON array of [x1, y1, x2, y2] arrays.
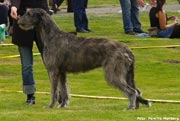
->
[[65, 60, 102, 73]]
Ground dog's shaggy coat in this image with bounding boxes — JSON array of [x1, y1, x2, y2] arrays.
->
[[18, 8, 150, 109]]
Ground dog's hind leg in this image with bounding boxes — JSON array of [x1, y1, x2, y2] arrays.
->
[[126, 63, 140, 109], [57, 72, 69, 108], [104, 62, 137, 110], [126, 63, 151, 109], [113, 79, 137, 110]]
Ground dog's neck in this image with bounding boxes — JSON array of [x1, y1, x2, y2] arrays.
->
[[37, 15, 60, 47]]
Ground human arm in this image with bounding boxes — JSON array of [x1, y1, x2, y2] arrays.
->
[[158, 10, 178, 30], [0, 2, 5, 5], [0, 0, 10, 6]]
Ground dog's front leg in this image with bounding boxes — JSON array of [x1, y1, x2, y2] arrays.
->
[[57, 72, 69, 108], [47, 70, 59, 108]]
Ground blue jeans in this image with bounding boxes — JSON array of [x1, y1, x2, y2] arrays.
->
[[119, 0, 141, 33], [73, 0, 88, 30], [157, 26, 174, 38], [18, 43, 43, 94]]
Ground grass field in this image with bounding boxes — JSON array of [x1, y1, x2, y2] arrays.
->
[[57, 0, 177, 8], [1, 1, 180, 121]]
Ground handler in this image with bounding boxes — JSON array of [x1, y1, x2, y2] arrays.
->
[[73, 0, 92, 33], [10, 0, 49, 105]]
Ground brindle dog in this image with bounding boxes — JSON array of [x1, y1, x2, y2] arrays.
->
[[18, 8, 151, 110]]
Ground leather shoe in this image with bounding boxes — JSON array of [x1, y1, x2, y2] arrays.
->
[[125, 31, 136, 35], [134, 29, 145, 33], [26, 96, 35, 105], [85, 28, 93, 32], [76, 29, 88, 33]]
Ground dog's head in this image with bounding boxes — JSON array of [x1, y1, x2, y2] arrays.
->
[[18, 8, 47, 31]]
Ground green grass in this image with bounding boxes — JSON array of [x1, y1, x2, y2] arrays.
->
[[53, 0, 120, 9], [1, 4, 180, 121], [55, 0, 178, 8]]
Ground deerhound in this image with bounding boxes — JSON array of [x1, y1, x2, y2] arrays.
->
[[18, 8, 151, 110]]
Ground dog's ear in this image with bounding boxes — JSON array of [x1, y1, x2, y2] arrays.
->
[[35, 8, 49, 20], [25, 9, 38, 18], [26, 8, 32, 12], [27, 8, 46, 18]]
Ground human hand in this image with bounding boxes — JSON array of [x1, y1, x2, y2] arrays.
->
[[11, 6, 19, 19], [149, 0, 156, 7], [137, 0, 146, 7], [174, 17, 179, 24], [169, 16, 179, 24], [168, 16, 179, 23], [168, 16, 176, 20]]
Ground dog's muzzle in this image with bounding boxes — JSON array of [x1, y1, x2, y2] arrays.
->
[[18, 20, 34, 31]]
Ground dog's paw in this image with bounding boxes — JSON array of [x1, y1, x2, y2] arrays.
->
[[123, 107, 136, 111], [57, 102, 68, 108], [125, 105, 136, 110], [147, 101, 152, 107]]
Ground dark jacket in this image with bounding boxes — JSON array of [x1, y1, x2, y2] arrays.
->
[[11, 0, 48, 46], [0, 0, 8, 25]]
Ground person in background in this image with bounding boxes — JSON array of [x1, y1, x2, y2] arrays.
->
[[10, 0, 49, 105], [0, 0, 10, 43], [73, 0, 91, 33], [177, 0, 180, 4], [119, 0, 146, 35], [50, 0, 73, 14], [149, 0, 180, 38], [0, 0, 9, 25]]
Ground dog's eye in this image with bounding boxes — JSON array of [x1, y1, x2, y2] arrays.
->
[[26, 11, 34, 17]]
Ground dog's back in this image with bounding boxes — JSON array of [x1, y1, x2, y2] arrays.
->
[[53, 34, 134, 73]]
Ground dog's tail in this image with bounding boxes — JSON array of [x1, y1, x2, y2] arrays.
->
[[137, 95, 151, 107], [136, 89, 151, 107]]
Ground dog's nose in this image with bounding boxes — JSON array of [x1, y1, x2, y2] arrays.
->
[[17, 18, 22, 25]]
